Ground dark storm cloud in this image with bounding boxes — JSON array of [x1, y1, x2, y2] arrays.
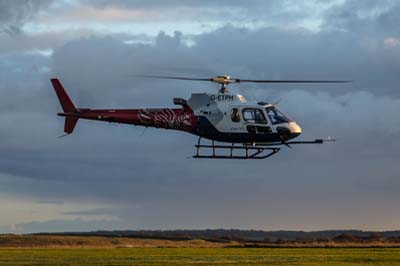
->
[[1, 0, 400, 230], [0, 0, 53, 35], [197, 25, 400, 94], [322, 0, 400, 34]]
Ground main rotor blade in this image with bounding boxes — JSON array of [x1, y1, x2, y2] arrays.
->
[[132, 75, 212, 82], [232, 79, 352, 83], [131, 74, 352, 85]]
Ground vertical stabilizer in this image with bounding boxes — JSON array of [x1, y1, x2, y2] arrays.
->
[[51, 78, 79, 134], [51, 78, 76, 113]]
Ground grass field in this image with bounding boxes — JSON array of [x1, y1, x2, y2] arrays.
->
[[0, 248, 399, 266]]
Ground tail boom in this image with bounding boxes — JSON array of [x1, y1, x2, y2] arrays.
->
[[58, 108, 196, 131], [51, 78, 197, 134]]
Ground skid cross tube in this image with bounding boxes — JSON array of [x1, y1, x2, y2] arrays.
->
[[254, 138, 334, 147], [194, 137, 280, 159]]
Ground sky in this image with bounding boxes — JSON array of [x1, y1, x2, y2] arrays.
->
[[1, 0, 400, 233]]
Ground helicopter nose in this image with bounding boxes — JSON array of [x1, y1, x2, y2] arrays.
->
[[289, 122, 302, 138]]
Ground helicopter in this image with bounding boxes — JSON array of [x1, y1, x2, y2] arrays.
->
[[51, 75, 349, 159]]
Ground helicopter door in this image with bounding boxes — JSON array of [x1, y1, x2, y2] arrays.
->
[[242, 108, 272, 134]]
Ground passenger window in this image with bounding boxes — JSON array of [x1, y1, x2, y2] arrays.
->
[[243, 110, 254, 122], [230, 108, 240, 122], [242, 109, 268, 124]]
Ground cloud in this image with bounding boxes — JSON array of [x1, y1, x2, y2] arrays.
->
[[384, 37, 400, 47], [85, 0, 269, 9], [322, 0, 400, 34], [62, 207, 142, 221], [0, 0, 53, 35], [0, 27, 399, 231], [36, 200, 65, 205], [54, 0, 338, 32]]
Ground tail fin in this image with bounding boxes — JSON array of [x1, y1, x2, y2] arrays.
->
[[51, 78, 77, 113], [51, 78, 79, 134]]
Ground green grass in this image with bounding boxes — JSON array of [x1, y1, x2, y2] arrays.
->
[[0, 248, 399, 266]]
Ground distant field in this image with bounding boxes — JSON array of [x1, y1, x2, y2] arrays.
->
[[2, 234, 400, 248], [0, 248, 399, 266], [0, 234, 234, 248]]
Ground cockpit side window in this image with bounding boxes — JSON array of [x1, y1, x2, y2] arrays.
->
[[230, 108, 240, 122], [242, 108, 268, 124], [266, 107, 292, 124]]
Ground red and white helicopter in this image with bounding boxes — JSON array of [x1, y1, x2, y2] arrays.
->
[[52, 75, 348, 159]]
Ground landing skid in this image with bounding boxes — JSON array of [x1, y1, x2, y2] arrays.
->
[[194, 137, 280, 159]]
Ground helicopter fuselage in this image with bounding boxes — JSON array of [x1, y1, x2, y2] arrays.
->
[[53, 77, 301, 145]]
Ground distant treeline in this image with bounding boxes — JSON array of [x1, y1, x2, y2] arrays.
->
[[35, 229, 400, 243]]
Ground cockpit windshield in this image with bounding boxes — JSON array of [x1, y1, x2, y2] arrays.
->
[[266, 107, 293, 124]]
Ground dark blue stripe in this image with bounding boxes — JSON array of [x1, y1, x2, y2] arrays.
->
[[192, 116, 294, 143]]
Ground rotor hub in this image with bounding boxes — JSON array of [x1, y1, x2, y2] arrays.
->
[[211, 75, 232, 85]]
